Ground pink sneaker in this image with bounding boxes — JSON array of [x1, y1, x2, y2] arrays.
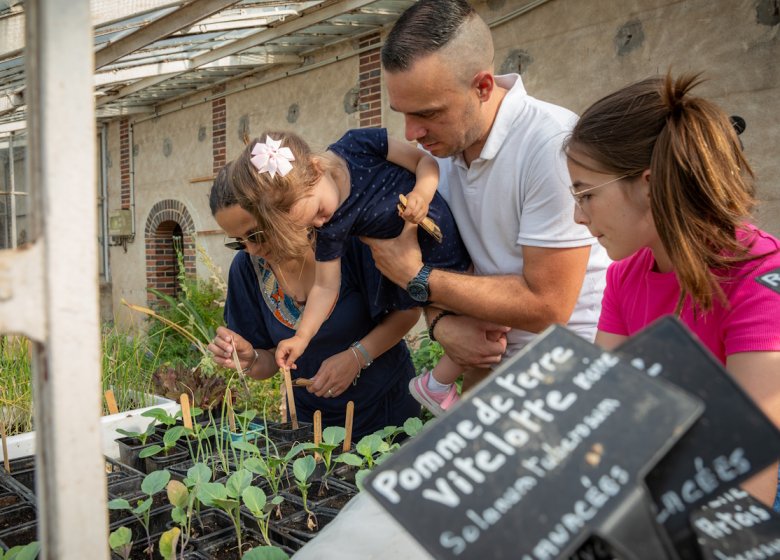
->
[[409, 370, 460, 417]]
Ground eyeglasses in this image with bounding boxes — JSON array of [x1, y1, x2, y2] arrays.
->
[[224, 230, 265, 250], [569, 175, 629, 210]]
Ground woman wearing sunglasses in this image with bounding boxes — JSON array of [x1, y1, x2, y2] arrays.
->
[[565, 72, 780, 507], [206, 164, 421, 438]]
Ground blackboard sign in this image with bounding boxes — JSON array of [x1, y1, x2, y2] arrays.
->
[[617, 317, 780, 559], [366, 326, 703, 559], [691, 487, 780, 559]]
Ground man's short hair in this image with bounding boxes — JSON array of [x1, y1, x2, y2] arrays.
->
[[381, 0, 476, 72]]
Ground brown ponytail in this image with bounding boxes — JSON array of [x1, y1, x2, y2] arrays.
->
[[567, 72, 758, 313]]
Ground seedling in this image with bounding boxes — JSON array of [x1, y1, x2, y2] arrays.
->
[[313, 426, 351, 490], [108, 527, 132, 560], [108, 469, 171, 559], [292, 455, 317, 528], [197, 468, 253, 553], [139, 425, 185, 460], [166, 462, 211, 557], [241, 485, 284, 546], [238, 440, 316, 499], [116, 420, 156, 446]]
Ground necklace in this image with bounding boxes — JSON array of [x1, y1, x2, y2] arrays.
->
[[273, 257, 307, 305]]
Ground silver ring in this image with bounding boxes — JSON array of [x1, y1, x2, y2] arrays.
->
[[328, 388, 334, 396]]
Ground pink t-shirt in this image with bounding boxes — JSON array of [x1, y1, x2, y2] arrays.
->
[[598, 225, 780, 364]]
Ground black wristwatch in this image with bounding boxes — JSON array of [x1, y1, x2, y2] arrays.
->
[[406, 265, 432, 302]]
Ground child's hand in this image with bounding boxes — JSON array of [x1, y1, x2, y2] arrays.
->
[[275, 335, 309, 370], [400, 191, 429, 224]]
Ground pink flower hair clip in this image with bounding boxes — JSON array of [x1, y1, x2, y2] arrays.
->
[[250, 136, 295, 178]]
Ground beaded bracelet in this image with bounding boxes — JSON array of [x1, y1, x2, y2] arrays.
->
[[428, 310, 456, 342]]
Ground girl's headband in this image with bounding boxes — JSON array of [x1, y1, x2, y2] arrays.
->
[[250, 136, 295, 178]]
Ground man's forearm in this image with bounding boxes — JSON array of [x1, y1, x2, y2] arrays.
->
[[428, 269, 569, 333]]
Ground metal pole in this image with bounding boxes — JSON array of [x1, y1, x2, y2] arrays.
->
[[24, 0, 108, 558], [8, 131, 15, 248]]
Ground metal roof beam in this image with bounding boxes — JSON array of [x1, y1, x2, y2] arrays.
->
[[96, 0, 378, 107], [95, 0, 243, 69], [94, 50, 299, 86]]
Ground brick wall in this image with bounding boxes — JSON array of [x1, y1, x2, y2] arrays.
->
[[358, 33, 382, 128], [212, 88, 227, 174], [120, 119, 130, 209]]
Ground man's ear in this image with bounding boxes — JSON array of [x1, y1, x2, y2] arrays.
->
[[473, 71, 495, 102]]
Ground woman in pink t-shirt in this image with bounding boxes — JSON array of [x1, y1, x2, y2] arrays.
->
[[564, 72, 780, 507]]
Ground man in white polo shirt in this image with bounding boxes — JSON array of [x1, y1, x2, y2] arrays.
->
[[363, 0, 609, 402]]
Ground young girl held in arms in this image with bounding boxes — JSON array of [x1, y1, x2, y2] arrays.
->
[[230, 128, 472, 416]]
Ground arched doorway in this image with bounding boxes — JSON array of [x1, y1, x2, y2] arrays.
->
[[144, 199, 195, 306]]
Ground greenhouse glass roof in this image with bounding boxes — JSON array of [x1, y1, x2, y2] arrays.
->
[[0, 0, 416, 131]]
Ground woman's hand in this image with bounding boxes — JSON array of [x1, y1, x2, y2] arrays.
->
[[307, 349, 361, 398], [208, 326, 253, 370]]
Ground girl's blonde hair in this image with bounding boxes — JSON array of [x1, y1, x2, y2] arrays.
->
[[566, 72, 763, 313], [229, 131, 323, 261]]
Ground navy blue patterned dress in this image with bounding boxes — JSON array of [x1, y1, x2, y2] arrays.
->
[[319, 128, 471, 308], [224, 239, 420, 438]]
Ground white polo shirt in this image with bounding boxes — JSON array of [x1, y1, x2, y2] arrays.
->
[[437, 74, 610, 355]]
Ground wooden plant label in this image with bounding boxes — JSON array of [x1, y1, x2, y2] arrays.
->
[[0, 417, 8, 473], [282, 367, 298, 429], [314, 411, 322, 462], [343, 401, 354, 452], [104, 389, 119, 415], [180, 394, 192, 430], [226, 389, 236, 432], [365, 326, 703, 559]]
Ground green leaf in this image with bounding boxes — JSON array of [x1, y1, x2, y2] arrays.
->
[[109, 527, 132, 551], [242, 546, 290, 560], [292, 456, 316, 483], [197, 482, 227, 507], [141, 407, 176, 425], [142, 469, 171, 495], [138, 444, 162, 459], [244, 457, 270, 476], [171, 506, 187, 526], [235, 409, 258, 421], [403, 417, 424, 437], [241, 486, 267, 517], [322, 426, 346, 445], [354, 469, 371, 491], [356, 434, 383, 457], [107, 498, 131, 511], [231, 440, 261, 455], [5, 542, 41, 560], [226, 469, 253, 498], [284, 442, 317, 461], [213, 497, 240, 512], [166, 480, 188, 508], [158, 527, 181, 560], [335, 453, 363, 467], [187, 462, 212, 485], [132, 497, 153, 515], [162, 425, 185, 448]]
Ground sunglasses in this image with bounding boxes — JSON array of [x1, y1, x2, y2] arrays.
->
[[224, 230, 265, 250]]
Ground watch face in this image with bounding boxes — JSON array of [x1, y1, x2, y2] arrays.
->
[[408, 282, 428, 302]]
